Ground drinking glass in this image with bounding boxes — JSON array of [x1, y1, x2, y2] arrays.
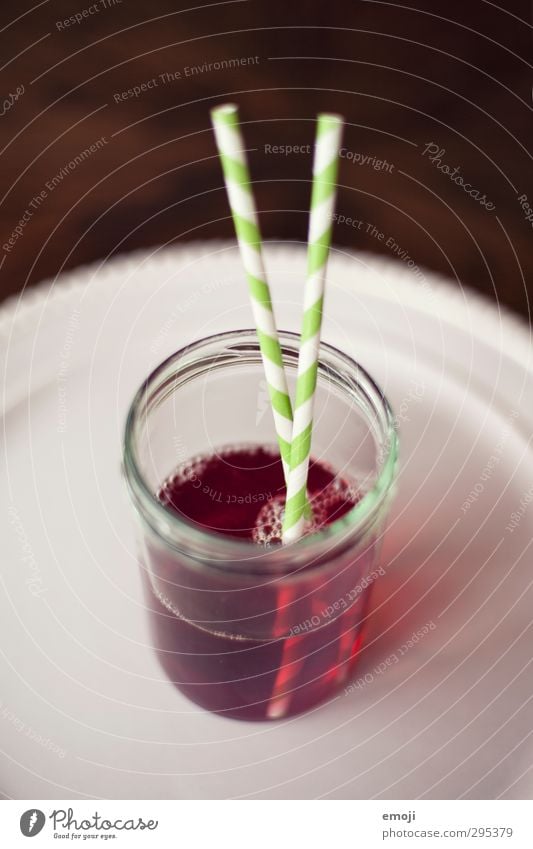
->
[[123, 329, 398, 720]]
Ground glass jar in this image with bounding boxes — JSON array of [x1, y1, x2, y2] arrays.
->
[[123, 330, 398, 720]]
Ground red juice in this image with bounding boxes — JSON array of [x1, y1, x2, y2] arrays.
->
[[141, 446, 376, 720]]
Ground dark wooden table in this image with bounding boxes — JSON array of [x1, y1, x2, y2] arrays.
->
[[1, 0, 532, 318]]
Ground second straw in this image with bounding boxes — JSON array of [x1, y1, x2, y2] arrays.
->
[[282, 113, 344, 543]]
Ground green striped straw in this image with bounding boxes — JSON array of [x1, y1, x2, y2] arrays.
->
[[210, 103, 294, 482], [282, 113, 344, 543]]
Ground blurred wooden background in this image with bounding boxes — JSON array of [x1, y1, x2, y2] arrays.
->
[[0, 0, 531, 316]]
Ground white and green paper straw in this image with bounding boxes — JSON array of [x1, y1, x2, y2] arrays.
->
[[211, 103, 294, 479], [282, 113, 344, 543]]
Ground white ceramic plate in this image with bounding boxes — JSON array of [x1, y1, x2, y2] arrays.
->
[[1, 242, 532, 800]]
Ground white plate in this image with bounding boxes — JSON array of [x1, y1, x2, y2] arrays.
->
[[1, 242, 532, 800]]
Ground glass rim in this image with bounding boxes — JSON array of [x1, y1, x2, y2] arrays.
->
[[123, 329, 398, 574]]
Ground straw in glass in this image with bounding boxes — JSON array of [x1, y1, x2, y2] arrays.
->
[[210, 103, 294, 480], [282, 113, 344, 543]]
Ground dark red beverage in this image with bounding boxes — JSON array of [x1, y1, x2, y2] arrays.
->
[[140, 447, 377, 720]]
